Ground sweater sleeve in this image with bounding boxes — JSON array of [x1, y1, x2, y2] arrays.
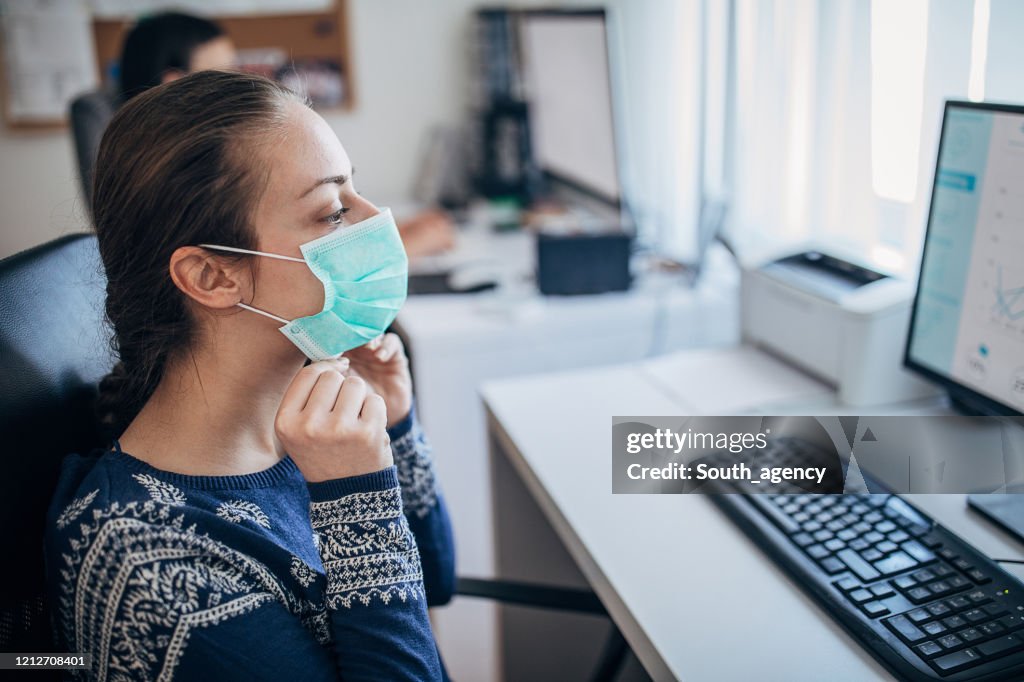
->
[[307, 466, 443, 681], [386, 405, 457, 606]]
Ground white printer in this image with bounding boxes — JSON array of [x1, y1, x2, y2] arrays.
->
[[741, 251, 937, 407]]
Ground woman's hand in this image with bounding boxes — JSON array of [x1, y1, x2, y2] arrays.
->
[[275, 359, 392, 482], [342, 333, 412, 429]]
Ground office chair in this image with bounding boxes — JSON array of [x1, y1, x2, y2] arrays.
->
[[69, 89, 120, 207], [0, 234, 114, 678], [0, 234, 629, 682]]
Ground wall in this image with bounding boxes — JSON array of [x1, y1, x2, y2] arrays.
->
[[0, 0, 479, 259]]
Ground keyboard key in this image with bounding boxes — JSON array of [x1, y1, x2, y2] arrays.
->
[[943, 616, 967, 630], [870, 583, 895, 599], [979, 622, 1005, 637], [953, 558, 974, 572], [820, 557, 845, 574], [814, 529, 834, 542], [977, 634, 1022, 658], [894, 575, 917, 590], [834, 576, 859, 592], [849, 588, 873, 603], [824, 539, 845, 552], [874, 552, 918, 576], [837, 549, 881, 582], [862, 548, 884, 562], [911, 569, 936, 583], [807, 544, 830, 560], [932, 563, 956, 579], [923, 622, 947, 637], [949, 596, 971, 610], [928, 603, 952, 618], [932, 648, 982, 673], [887, 615, 928, 643], [948, 575, 971, 591], [962, 608, 987, 624], [792, 532, 814, 547], [938, 634, 963, 649], [876, 540, 899, 554], [916, 641, 943, 658], [939, 548, 959, 561], [888, 530, 910, 544], [901, 541, 936, 565], [837, 529, 858, 541], [967, 569, 991, 584], [861, 601, 889, 618], [749, 494, 801, 533], [930, 580, 953, 596], [864, 530, 884, 544], [908, 608, 930, 624], [983, 604, 1009, 618], [849, 538, 870, 551], [908, 587, 933, 603], [877, 520, 897, 533], [998, 614, 1024, 631], [960, 628, 983, 642]]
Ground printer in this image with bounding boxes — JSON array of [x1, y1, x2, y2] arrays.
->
[[742, 250, 937, 407]]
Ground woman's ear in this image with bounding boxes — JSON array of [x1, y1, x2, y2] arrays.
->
[[168, 246, 249, 310]]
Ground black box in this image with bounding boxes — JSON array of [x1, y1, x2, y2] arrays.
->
[[536, 231, 632, 295]]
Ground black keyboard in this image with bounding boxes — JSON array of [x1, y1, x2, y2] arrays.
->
[[712, 490, 1024, 680]]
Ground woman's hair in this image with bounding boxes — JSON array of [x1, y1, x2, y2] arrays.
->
[[93, 70, 306, 435], [119, 12, 226, 100]]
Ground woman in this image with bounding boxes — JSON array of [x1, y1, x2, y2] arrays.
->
[[46, 70, 454, 681]]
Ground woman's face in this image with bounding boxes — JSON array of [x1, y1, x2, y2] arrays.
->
[[244, 101, 380, 325]]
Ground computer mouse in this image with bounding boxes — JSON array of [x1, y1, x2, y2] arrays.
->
[[447, 264, 499, 293]]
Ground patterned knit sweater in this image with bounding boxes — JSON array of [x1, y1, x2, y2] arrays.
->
[[44, 406, 455, 681]]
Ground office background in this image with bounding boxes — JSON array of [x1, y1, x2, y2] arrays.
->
[[4, 1, 1024, 681]]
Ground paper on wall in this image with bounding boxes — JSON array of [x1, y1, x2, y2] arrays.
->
[[1, 0, 99, 123]]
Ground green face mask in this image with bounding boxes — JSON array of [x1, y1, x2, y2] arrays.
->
[[200, 208, 408, 361]]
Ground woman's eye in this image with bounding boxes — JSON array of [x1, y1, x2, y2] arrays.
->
[[324, 206, 350, 226]]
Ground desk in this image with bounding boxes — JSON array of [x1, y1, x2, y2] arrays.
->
[[480, 349, 1024, 681], [399, 224, 740, 681]]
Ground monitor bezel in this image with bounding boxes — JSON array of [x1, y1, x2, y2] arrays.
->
[[903, 99, 1024, 417], [517, 7, 624, 210]]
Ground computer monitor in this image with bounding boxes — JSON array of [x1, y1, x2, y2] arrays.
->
[[905, 101, 1024, 417], [518, 9, 621, 208]]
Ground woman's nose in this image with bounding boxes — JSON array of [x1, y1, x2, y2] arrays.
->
[[348, 193, 379, 224]]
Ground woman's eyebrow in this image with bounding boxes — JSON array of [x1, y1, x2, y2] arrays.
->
[[298, 167, 355, 199]]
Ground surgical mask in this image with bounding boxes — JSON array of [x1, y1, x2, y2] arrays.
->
[[200, 208, 408, 361]]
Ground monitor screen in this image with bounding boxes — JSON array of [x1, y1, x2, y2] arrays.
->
[[906, 101, 1024, 415], [518, 10, 621, 205]]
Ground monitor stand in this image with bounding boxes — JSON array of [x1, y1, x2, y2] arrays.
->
[[950, 391, 1024, 548], [968, 493, 1024, 548]]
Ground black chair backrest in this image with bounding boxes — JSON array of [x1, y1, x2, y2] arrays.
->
[[69, 89, 119, 207], [0, 234, 115, 650]]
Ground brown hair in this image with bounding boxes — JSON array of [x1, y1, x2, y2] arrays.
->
[[92, 70, 306, 435]]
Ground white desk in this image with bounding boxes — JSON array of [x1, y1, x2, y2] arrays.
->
[[480, 349, 1024, 681], [399, 225, 740, 681]]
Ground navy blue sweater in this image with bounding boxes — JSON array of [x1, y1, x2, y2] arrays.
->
[[45, 406, 455, 681]]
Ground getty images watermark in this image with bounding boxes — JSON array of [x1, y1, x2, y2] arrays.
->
[[612, 415, 1024, 495]]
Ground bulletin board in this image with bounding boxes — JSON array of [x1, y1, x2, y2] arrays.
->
[[1, 0, 354, 131]]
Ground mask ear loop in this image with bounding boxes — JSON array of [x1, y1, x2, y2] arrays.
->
[[197, 244, 304, 324], [237, 302, 290, 325]]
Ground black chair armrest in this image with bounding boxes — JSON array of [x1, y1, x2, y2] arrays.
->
[[455, 576, 607, 615]]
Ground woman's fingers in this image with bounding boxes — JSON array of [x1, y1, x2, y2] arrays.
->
[[334, 374, 368, 422], [374, 333, 403, 362], [278, 358, 349, 415], [305, 368, 345, 414]]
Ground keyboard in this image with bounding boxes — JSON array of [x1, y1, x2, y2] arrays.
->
[[712, 490, 1024, 680]]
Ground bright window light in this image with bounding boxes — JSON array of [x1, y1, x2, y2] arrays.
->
[[870, 0, 929, 203], [968, 0, 990, 102]]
